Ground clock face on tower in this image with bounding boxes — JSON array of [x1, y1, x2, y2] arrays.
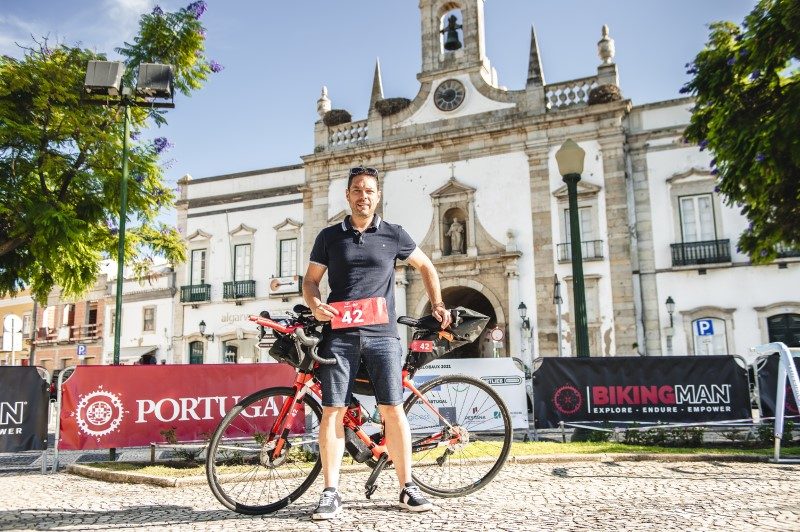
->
[[434, 79, 466, 111]]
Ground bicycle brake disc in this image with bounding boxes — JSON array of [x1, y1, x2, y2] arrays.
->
[[260, 441, 289, 467]]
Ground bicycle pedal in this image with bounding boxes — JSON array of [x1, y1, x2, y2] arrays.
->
[[365, 484, 378, 499]]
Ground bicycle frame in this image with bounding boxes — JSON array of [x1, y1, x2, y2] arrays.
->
[[263, 365, 460, 466]]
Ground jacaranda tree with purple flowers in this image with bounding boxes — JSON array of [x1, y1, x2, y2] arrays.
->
[[0, 2, 221, 301], [681, 0, 799, 262]]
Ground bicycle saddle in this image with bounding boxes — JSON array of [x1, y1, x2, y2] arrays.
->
[[397, 309, 460, 331]]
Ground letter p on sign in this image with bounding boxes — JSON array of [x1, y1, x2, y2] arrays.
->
[[695, 319, 714, 336]]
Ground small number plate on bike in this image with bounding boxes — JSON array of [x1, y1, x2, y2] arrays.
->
[[330, 297, 389, 329], [410, 340, 435, 352]]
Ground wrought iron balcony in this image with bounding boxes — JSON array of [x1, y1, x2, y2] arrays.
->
[[671, 239, 730, 266], [223, 280, 256, 300], [557, 240, 604, 262], [180, 284, 211, 303], [776, 242, 800, 258]]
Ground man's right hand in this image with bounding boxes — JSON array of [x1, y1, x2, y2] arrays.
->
[[312, 303, 339, 322]]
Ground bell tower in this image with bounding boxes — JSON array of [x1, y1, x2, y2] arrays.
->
[[418, 0, 491, 83]]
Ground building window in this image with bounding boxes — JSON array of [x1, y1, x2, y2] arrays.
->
[[225, 345, 238, 364], [692, 318, 728, 356], [189, 341, 204, 364], [110, 310, 122, 335], [143, 307, 155, 332], [190, 249, 207, 285], [563, 206, 593, 243], [22, 313, 32, 337], [279, 238, 297, 277], [234, 244, 252, 282], [679, 194, 716, 242], [767, 313, 800, 347]]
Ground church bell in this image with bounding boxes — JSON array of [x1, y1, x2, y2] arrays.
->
[[443, 28, 462, 51], [441, 14, 463, 51]]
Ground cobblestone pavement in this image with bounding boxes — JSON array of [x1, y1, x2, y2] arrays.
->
[[1, 459, 798, 531]]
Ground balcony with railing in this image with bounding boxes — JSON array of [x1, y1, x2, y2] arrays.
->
[[671, 239, 731, 267], [328, 119, 368, 148], [180, 284, 212, 303], [223, 280, 256, 300], [776, 242, 800, 259], [557, 240, 604, 263], [545, 76, 599, 110]]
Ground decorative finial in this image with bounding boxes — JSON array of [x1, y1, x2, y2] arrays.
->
[[526, 25, 545, 87], [369, 59, 384, 112], [317, 86, 331, 118], [598, 24, 615, 65]]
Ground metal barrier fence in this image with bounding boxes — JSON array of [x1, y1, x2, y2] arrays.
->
[[0, 366, 50, 474]]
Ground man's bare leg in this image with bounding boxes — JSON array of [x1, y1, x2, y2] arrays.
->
[[379, 404, 412, 486], [319, 406, 347, 488]]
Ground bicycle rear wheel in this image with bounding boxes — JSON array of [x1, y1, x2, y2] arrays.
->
[[404, 374, 511, 497], [205, 386, 322, 515]]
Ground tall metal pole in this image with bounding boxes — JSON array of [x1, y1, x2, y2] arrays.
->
[[564, 173, 590, 357], [112, 103, 131, 367]]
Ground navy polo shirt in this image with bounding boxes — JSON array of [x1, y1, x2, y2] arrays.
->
[[309, 214, 416, 337]]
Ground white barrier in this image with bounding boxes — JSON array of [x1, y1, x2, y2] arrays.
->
[[751, 342, 800, 463], [355, 358, 528, 434]]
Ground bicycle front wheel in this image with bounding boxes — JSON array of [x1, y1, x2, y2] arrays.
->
[[205, 386, 322, 515], [404, 374, 512, 497]]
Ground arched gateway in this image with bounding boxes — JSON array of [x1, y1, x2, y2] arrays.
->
[[414, 282, 504, 358]]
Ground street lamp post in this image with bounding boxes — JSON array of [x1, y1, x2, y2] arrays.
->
[[517, 302, 532, 363], [553, 274, 564, 357], [82, 61, 174, 366], [556, 139, 590, 357], [665, 296, 676, 356], [198, 320, 215, 342]]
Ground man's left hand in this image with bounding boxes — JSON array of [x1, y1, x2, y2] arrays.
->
[[432, 304, 452, 330]]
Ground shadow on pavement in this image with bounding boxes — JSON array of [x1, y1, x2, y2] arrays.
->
[[0, 504, 317, 530]]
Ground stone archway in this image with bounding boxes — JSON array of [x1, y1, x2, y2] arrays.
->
[[415, 280, 504, 358]]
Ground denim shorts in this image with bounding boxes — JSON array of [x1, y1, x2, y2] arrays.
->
[[316, 335, 403, 407]]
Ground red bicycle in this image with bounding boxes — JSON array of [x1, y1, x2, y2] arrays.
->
[[205, 305, 512, 515]]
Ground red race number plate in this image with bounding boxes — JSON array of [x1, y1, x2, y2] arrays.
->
[[330, 297, 389, 329], [410, 340, 435, 352]]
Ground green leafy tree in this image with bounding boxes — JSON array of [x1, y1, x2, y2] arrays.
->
[[0, 1, 221, 301], [681, 0, 799, 262]]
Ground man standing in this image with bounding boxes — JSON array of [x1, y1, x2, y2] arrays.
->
[[302, 166, 451, 519]]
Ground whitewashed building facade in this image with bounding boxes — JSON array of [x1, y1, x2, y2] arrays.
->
[[173, 0, 800, 364], [102, 260, 177, 364]]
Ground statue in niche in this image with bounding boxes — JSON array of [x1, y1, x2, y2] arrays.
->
[[446, 217, 465, 254]]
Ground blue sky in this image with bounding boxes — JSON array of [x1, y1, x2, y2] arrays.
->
[[2, 0, 755, 217]]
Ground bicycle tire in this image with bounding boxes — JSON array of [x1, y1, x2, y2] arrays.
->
[[404, 374, 511, 497], [205, 386, 323, 515]]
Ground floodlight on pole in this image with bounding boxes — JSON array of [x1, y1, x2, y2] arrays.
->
[[81, 60, 175, 368]]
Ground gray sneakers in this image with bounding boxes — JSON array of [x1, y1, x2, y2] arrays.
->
[[399, 482, 434, 512], [311, 487, 342, 520]]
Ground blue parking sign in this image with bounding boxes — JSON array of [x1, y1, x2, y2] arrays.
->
[[695, 319, 714, 336], [77, 344, 87, 357]]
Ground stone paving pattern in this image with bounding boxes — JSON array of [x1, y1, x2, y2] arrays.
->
[[1, 460, 799, 531]]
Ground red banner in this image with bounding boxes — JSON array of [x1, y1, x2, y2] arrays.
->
[[58, 364, 295, 450]]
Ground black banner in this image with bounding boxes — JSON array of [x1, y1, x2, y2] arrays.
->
[[533, 356, 752, 428], [0, 367, 49, 452], [756, 353, 800, 419]]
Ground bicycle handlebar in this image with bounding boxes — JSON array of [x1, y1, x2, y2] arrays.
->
[[295, 327, 335, 366], [249, 314, 335, 366]]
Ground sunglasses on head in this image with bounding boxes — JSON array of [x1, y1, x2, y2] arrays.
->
[[348, 166, 379, 178]]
